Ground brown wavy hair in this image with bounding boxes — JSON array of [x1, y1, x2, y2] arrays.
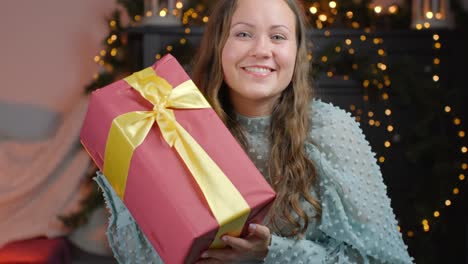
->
[[192, 0, 320, 238]]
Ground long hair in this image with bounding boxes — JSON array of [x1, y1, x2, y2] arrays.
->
[[192, 0, 321, 238]]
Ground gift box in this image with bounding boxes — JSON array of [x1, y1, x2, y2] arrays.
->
[[80, 54, 276, 264]]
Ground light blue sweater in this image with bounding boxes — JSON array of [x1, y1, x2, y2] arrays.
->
[[95, 100, 413, 263]]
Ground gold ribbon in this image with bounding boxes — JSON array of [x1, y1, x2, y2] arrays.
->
[[103, 67, 250, 248]]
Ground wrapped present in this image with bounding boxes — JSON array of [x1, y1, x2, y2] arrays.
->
[[80, 54, 276, 264]]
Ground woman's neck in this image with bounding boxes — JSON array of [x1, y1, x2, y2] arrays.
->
[[229, 95, 278, 117]]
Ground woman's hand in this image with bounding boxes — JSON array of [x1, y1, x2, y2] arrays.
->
[[195, 223, 271, 264]]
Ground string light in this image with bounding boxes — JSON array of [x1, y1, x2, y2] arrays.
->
[[407, 30, 468, 239]]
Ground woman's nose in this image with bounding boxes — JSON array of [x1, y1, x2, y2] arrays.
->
[[249, 36, 272, 58]]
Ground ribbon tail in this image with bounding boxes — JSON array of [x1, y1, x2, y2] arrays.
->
[[172, 122, 251, 248]]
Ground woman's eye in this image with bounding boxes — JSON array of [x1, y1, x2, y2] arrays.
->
[[236, 32, 251, 38], [272, 34, 286, 40]]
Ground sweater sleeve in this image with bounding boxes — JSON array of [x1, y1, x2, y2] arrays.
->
[[263, 100, 413, 264], [95, 172, 164, 264]]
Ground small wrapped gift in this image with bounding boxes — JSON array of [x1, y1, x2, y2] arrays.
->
[[80, 54, 276, 264]]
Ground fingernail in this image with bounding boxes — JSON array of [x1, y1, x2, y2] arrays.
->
[[221, 236, 228, 242], [201, 252, 208, 258], [249, 223, 256, 231]]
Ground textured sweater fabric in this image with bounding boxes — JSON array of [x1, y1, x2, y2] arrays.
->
[[95, 99, 413, 264]]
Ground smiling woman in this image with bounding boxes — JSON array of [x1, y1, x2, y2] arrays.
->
[[221, 0, 297, 117], [96, 0, 414, 263]]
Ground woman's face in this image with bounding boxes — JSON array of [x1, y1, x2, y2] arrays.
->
[[221, 0, 297, 116]]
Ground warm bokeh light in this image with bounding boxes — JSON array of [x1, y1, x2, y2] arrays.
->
[[423, 225, 430, 232], [110, 48, 117, 56], [388, 5, 398, 14], [374, 6, 382, 14], [363, 80, 370, 88], [309, 6, 318, 14]]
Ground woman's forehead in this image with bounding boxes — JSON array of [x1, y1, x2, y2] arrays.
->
[[230, 0, 296, 27]]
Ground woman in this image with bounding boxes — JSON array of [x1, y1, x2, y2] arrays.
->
[[96, 0, 413, 263]]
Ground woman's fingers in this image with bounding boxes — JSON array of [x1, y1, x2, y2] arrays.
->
[[194, 258, 223, 264], [222, 235, 251, 251], [248, 223, 271, 241], [196, 224, 271, 263], [199, 248, 236, 262]]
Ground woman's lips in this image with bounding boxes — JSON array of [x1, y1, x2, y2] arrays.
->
[[241, 66, 275, 77]]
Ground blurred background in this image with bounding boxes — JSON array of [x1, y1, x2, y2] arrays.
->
[[0, 0, 467, 263]]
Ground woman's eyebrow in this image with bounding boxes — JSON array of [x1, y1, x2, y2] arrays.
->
[[231, 22, 255, 28], [231, 22, 291, 32], [271, 25, 291, 32]]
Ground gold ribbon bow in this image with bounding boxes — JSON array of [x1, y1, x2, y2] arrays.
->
[[103, 67, 250, 248]]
